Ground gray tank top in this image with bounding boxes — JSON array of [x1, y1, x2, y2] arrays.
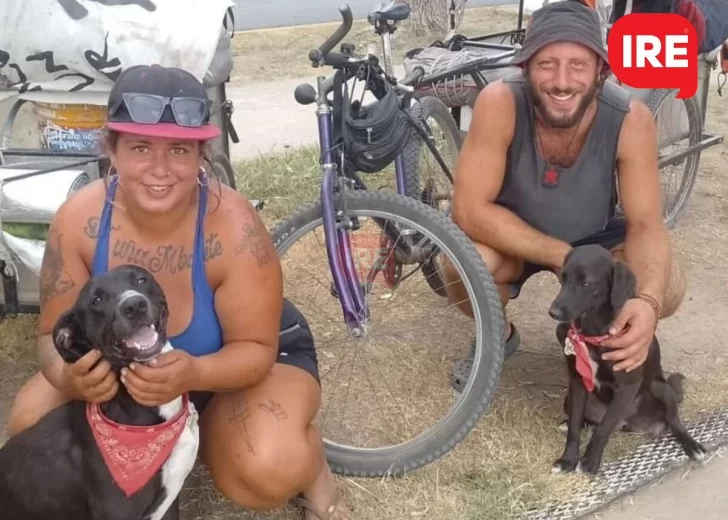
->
[[495, 72, 631, 244]]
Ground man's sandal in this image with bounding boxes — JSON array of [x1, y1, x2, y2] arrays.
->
[[294, 491, 350, 520], [450, 322, 520, 393]]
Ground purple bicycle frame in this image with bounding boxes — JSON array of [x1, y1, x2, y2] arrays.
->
[[315, 85, 409, 335]]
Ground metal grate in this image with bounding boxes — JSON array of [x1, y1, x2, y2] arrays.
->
[[522, 406, 728, 520]]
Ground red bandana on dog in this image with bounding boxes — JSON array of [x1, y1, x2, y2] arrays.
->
[[86, 395, 190, 497], [565, 324, 609, 392]]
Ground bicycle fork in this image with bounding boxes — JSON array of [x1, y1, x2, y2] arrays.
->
[[315, 77, 370, 336]]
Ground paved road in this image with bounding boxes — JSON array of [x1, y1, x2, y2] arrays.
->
[[232, 0, 518, 30]]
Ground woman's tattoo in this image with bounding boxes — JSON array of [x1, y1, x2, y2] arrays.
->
[[111, 234, 224, 274], [83, 217, 120, 239], [227, 393, 256, 454], [258, 399, 288, 421], [39, 230, 76, 305], [233, 208, 273, 267]]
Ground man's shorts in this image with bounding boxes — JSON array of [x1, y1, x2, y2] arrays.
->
[[508, 217, 627, 299]]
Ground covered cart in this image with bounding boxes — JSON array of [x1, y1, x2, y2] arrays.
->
[[0, 0, 239, 315]]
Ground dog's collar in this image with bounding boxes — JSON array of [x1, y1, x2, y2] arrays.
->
[[86, 393, 191, 497], [565, 323, 609, 392]]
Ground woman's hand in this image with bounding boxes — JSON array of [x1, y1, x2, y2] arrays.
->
[[62, 349, 119, 403], [121, 350, 200, 407]]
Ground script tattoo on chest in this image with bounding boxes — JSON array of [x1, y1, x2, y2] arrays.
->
[[83, 216, 224, 274]]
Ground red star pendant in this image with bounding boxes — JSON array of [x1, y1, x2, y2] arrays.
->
[[543, 166, 559, 187]]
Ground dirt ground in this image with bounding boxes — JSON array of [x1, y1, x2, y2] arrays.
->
[[1, 9, 728, 520]]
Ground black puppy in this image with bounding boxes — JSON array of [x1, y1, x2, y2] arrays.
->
[[0, 264, 199, 520], [548, 245, 705, 476]]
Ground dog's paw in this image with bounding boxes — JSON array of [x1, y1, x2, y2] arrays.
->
[[551, 457, 578, 474], [683, 438, 708, 462], [576, 455, 602, 476]]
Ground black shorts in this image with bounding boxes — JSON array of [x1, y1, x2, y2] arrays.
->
[[189, 299, 320, 414], [508, 217, 627, 299]]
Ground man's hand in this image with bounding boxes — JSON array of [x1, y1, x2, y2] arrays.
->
[[600, 298, 658, 372], [121, 350, 200, 407]]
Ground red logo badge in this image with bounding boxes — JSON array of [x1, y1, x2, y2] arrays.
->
[[607, 14, 698, 99]]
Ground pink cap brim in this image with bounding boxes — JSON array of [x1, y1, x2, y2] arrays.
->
[[106, 121, 222, 140]]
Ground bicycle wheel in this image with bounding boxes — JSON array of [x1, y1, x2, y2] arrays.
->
[[646, 89, 702, 228], [402, 97, 463, 296], [401, 96, 462, 210], [211, 152, 237, 189], [270, 190, 504, 477]]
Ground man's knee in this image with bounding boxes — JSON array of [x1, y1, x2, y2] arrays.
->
[[661, 252, 687, 319]]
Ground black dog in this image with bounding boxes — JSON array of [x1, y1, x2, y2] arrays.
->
[[547, 245, 706, 476], [0, 265, 199, 520]]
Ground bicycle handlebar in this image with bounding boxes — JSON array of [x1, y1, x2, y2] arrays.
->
[[309, 5, 354, 67]]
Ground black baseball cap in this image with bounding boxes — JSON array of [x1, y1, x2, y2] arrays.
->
[[106, 64, 221, 140], [512, 1, 610, 72]]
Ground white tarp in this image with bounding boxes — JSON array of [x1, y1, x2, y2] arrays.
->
[[0, 0, 235, 96]]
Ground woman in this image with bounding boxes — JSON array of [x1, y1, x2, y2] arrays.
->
[[7, 64, 349, 520]]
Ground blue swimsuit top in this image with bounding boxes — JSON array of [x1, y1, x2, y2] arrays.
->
[[91, 176, 224, 357]]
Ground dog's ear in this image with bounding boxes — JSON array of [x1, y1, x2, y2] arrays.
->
[[610, 260, 637, 310], [51, 310, 91, 364]]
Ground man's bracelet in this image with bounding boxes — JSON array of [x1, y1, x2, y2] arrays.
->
[[637, 292, 661, 320]]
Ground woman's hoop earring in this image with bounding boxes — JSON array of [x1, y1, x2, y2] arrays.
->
[[197, 168, 208, 187]]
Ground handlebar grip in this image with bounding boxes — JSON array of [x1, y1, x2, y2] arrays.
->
[[309, 5, 354, 65]]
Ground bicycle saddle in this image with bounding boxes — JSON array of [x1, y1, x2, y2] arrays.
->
[[367, 0, 411, 24]]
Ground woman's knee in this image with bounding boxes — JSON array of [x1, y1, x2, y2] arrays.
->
[[7, 371, 69, 437], [210, 427, 322, 507]]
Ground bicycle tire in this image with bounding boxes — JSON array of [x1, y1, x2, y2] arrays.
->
[[270, 190, 504, 478], [401, 96, 463, 201], [401, 97, 463, 297], [645, 88, 702, 228], [211, 152, 237, 190]]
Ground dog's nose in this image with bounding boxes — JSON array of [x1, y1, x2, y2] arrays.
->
[[548, 303, 566, 321], [119, 294, 149, 319]]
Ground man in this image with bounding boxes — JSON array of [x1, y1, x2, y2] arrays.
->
[[443, 1, 686, 389]]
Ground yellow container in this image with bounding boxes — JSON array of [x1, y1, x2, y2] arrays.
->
[[33, 102, 107, 154]]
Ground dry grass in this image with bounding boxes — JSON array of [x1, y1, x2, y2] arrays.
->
[[1, 307, 727, 520], [230, 7, 520, 86]]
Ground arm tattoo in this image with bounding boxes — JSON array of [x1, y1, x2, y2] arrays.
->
[[226, 393, 256, 454], [233, 207, 274, 267], [258, 399, 288, 421], [39, 229, 76, 306]]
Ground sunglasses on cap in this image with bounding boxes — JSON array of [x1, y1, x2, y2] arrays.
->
[[114, 93, 212, 128]]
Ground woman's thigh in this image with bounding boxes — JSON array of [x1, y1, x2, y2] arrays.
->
[[7, 371, 70, 436], [198, 362, 322, 505]]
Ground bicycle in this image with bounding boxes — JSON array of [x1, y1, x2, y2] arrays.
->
[[269, 4, 506, 478]]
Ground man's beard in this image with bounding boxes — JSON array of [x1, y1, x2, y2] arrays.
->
[[526, 74, 600, 129]]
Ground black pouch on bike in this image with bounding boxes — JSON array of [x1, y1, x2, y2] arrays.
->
[[338, 74, 413, 174]]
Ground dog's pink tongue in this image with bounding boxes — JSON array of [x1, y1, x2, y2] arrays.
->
[[126, 326, 156, 348]]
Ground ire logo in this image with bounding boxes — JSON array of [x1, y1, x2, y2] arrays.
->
[[607, 14, 698, 99]]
